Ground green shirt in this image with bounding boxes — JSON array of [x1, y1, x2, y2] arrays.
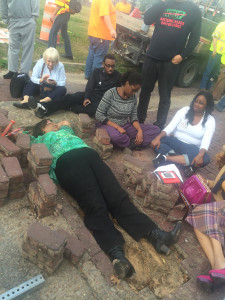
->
[[30, 125, 89, 183]]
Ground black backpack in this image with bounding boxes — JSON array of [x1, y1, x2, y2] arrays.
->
[[10, 73, 30, 98], [69, 0, 82, 14]]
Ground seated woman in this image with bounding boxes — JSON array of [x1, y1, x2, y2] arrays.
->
[[186, 147, 225, 292], [151, 91, 215, 174], [13, 47, 66, 117], [29, 119, 182, 279], [95, 71, 160, 149]]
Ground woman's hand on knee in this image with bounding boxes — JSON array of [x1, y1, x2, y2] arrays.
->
[[135, 129, 143, 145], [191, 154, 204, 167], [151, 137, 161, 150]]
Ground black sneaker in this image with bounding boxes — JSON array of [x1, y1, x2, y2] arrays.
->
[[35, 106, 46, 119], [3, 71, 15, 79], [183, 166, 194, 178], [152, 153, 166, 168]]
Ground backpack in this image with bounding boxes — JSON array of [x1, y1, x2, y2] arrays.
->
[[69, 0, 82, 14], [10, 73, 30, 98]]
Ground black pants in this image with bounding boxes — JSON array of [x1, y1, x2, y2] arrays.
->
[[55, 148, 157, 252], [44, 92, 99, 117], [137, 56, 179, 129]]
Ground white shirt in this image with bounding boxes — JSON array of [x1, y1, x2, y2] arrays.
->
[[164, 106, 215, 150], [31, 58, 66, 86]]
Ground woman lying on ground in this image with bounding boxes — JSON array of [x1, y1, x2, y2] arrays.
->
[[95, 71, 160, 150], [13, 48, 66, 118], [186, 146, 225, 293], [30, 118, 182, 279], [151, 91, 215, 176]]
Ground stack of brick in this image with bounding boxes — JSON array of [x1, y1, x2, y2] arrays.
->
[[1, 156, 25, 200], [27, 143, 52, 177], [22, 222, 66, 275], [93, 128, 113, 159], [123, 154, 179, 215], [74, 113, 94, 138], [0, 164, 9, 206], [16, 133, 31, 167], [0, 136, 21, 160], [28, 174, 57, 218]]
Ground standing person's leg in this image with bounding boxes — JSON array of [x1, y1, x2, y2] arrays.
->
[[125, 123, 160, 147], [7, 24, 21, 73], [157, 62, 179, 129], [137, 57, 158, 123], [216, 95, 225, 112], [20, 19, 36, 73], [200, 53, 222, 90], [212, 66, 225, 101], [60, 13, 73, 57], [97, 123, 131, 148], [85, 36, 95, 79], [48, 14, 64, 48]]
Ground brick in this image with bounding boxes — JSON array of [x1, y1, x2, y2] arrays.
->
[[0, 113, 10, 133], [8, 189, 25, 200], [27, 222, 67, 251], [144, 172, 155, 186], [141, 178, 150, 193], [167, 206, 187, 222], [135, 184, 146, 198], [29, 182, 56, 209], [124, 167, 143, 185], [16, 133, 30, 152], [31, 144, 52, 166], [0, 136, 21, 157], [93, 137, 113, 152], [37, 174, 57, 202], [28, 152, 50, 175], [95, 128, 111, 145], [64, 236, 86, 264], [91, 251, 114, 282], [75, 227, 101, 257], [77, 124, 91, 133], [0, 164, 9, 191], [123, 154, 146, 174], [1, 157, 24, 185], [78, 113, 92, 129]]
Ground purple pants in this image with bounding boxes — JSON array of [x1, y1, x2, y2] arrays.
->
[[97, 122, 160, 148]]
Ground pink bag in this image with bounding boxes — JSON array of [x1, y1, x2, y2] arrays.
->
[[179, 174, 212, 208]]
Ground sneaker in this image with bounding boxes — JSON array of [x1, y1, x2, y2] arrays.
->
[[152, 153, 166, 168], [35, 106, 46, 119], [183, 166, 194, 178], [3, 71, 15, 79]]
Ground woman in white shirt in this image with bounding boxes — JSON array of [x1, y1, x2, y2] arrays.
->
[[151, 91, 215, 173], [13, 47, 66, 117]]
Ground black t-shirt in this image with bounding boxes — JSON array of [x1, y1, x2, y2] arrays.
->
[[144, 0, 202, 61], [84, 68, 121, 103]]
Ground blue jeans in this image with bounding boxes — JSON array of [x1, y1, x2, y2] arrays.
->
[[216, 95, 225, 112], [156, 136, 210, 167], [85, 36, 109, 79], [48, 12, 73, 57], [200, 51, 222, 90]]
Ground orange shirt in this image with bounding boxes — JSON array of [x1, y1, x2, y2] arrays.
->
[[56, 0, 70, 15], [88, 0, 116, 41], [115, 2, 131, 14]]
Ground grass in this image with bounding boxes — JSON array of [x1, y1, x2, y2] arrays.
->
[[0, 0, 136, 74]]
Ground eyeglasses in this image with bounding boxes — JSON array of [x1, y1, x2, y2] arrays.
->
[[194, 99, 206, 106], [104, 64, 116, 69]]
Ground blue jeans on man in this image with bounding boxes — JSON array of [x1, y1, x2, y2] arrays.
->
[[200, 51, 222, 90], [48, 12, 73, 57], [85, 36, 109, 79], [216, 95, 225, 112], [156, 136, 210, 167]]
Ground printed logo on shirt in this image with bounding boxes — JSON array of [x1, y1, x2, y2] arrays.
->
[[160, 9, 187, 29]]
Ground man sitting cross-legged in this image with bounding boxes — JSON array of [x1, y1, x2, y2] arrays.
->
[[28, 54, 121, 118]]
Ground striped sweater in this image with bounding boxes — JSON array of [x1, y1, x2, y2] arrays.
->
[[95, 87, 138, 126]]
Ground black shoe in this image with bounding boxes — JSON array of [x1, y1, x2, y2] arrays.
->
[[183, 166, 194, 178], [129, 138, 142, 151], [60, 54, 73, 60], [13, 102, 29, 109], [28, 96, 38, 110], [35, 106, 46, 119], [108, 245, 135, 279], [147, 221, 182, 255], [3, 71, 16, 79], [152, 153, 166, 168]]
